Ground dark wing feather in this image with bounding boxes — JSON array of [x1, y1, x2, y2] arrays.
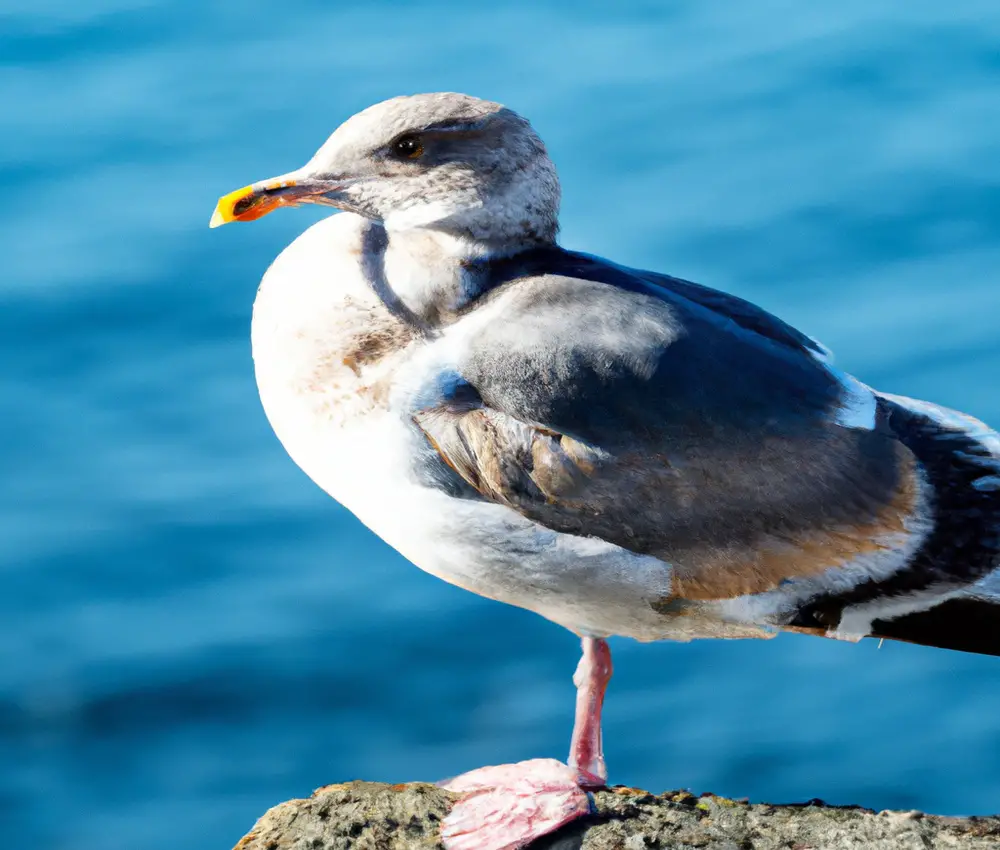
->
[[418, 247, 1000, 641], [416, 264, 914, 600], [872, 597, 1000, 657]]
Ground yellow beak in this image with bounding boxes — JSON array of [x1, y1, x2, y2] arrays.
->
[[209, 173, 328, 228]]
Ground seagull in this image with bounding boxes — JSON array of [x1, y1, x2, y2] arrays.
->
[[210, 92, 1000, 850]]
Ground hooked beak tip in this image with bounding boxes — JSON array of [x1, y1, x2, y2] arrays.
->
[[208, 174, 346, 230], [208, 179, 304, 229], [208, 183, 261, 229]]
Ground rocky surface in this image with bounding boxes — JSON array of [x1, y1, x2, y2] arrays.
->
[[232, 780, 1000, 849]]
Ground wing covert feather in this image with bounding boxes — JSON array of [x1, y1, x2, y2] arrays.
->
[[413, 265, 914, 601]]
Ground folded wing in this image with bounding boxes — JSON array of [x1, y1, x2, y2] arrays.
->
[[414, 252, 1000, 655], [417, 267, 924, 604]]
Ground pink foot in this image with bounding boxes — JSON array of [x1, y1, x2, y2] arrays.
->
[[440, 758, 595, 850]]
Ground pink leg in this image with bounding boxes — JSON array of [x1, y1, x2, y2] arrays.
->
[[441, 638, 612, 850], [569, 637, 612, 787]]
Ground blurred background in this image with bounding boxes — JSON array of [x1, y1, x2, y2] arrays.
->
[[5, 2, 1000, 848]]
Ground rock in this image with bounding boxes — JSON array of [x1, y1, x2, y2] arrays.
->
[[233, 781, 1000, 849]]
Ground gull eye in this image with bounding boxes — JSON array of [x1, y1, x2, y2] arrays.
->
[[391, 134, 424, 160]]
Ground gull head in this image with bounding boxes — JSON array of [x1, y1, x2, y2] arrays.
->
[[210, 93, 561, 247]]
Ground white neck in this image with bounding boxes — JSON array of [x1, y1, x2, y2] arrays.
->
[[376, 226, 492, 324]]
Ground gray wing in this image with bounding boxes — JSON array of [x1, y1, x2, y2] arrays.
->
[[415, 274, 919, 601]]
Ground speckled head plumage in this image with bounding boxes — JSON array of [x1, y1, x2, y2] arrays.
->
[[211, 92, 561, 247]]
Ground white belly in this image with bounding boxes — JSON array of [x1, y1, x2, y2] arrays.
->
[[256, 389, 690, 639]]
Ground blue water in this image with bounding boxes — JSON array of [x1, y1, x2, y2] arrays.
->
[[5, 2, 1000, 848]]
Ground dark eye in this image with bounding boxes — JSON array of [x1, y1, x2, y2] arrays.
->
[[391, 134, 424, 160]]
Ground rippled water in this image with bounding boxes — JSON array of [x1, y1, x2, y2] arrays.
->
[[5, 3, 1000, 848]]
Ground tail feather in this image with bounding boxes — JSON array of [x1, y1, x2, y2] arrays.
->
[[786, 392, 1000, 654], [863, 395, 1000, 656], [857, 394, 1000, 655], [871, 594, 1000, 657]]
